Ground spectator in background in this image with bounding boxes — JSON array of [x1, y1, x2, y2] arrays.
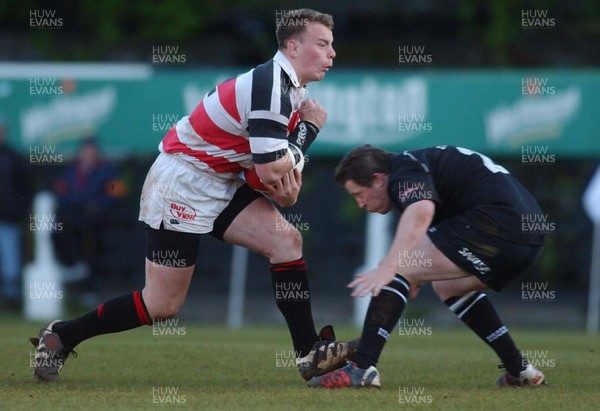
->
[[0, 118, 32, 310], [52, 137, 125, 295]]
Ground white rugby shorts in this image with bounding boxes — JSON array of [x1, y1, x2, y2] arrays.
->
[[139, 153, 244, 233]]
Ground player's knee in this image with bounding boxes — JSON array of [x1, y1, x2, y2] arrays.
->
[[145, 300, 181, 320], [263, 227, 302, 261]]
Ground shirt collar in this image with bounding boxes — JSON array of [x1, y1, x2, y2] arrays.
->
[[273, 51, 301, 88]]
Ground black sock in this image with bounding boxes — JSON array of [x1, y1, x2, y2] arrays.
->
[[445, 292, 523, 377], [53, 291, 152, 349], [270, 258, 318, 358], [353, 274, 409, 369]]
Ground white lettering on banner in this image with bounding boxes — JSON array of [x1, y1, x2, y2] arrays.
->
[[21, 87, 117, 144], [310, 77, 427, 144], [485, 87, 580, 147]]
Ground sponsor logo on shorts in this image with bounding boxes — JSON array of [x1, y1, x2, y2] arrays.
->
[[169, 202, 196, 221], [458, 247, 491, 275]]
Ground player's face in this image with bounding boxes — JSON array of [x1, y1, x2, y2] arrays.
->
[[294, 22, 335, 84], [344, 175, 392, 214]]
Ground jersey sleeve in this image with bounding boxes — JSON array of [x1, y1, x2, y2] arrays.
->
[[248, 62, 293, 164], [388, 153, 440, 210]]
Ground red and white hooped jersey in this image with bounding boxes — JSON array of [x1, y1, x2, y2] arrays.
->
[[159, 51, 304, 179]]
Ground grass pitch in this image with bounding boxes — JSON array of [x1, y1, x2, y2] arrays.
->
[[1, 314, 599, 410]]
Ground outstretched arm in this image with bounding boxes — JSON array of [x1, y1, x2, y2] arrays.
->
[[348, 199, 435, 297]]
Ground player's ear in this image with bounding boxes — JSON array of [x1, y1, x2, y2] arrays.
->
[[371, 173, 384, 188], [372, 172, 387, 187], [287, 38, 300, 57]]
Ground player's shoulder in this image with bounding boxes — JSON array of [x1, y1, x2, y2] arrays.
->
[[401, 146, 468, 167], [251, 59, 276, 87]]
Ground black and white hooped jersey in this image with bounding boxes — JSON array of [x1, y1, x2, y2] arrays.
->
[[160, 51, 304, 178], [387, 145, 544, 245]]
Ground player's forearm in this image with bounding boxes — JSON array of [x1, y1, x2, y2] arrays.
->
[[379, 200, 435, 272], [254, 153, 294, 185]]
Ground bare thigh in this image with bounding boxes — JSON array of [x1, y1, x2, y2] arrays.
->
[[222, 196, 302, 264]]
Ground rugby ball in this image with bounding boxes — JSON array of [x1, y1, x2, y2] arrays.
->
[[294, 150, 305, 172], [244, 167, 269, 192], [243, 150, 304, 192]]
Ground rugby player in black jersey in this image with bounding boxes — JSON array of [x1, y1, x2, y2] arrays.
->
[[309, 144, 546, 388]]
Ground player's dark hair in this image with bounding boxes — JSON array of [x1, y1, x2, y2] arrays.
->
[[334, 145, 391, 187], [276, 9, 334, 50]]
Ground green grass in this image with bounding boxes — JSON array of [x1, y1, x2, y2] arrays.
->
[[1, 315, 599, 410]]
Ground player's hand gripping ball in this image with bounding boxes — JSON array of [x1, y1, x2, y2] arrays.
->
[[244, 147, 304, 192]]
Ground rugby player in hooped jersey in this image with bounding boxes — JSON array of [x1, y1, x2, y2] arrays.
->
[[31, 9, 358, 383], [309, 145, 547, 389]]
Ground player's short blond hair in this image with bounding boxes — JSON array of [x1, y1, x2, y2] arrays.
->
[[276, 9, 334, 50]]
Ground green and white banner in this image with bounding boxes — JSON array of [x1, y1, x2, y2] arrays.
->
[[1, 63, 598, 158]]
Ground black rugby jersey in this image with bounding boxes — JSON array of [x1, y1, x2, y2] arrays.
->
[[387, 145, 544, 245]]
